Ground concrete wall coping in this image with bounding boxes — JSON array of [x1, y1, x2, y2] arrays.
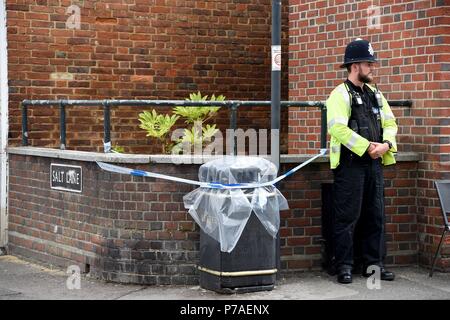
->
[[7, 147, 421, 164]]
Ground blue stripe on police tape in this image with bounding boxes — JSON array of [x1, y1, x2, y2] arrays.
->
[[131, 169, 147, 177], [207, 183, 223, 189], [98, 149, 327, 189], [282, 168, 296, 178], [207, 183, 242, 188]]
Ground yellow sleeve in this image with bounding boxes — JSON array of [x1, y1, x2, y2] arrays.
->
[[380, 93, 398, 152]]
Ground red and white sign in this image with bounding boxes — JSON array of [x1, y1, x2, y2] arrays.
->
[[271, 45, 281, 71]]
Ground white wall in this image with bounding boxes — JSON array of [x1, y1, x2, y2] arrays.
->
[[0, 0, 9, 248]]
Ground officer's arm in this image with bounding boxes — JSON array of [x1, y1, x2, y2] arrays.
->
[[326, 92, 371, 157], [380, 93, 398, 153]]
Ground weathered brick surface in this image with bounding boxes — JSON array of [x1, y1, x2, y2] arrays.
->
[[5, 0, 448, 279], [288, 0, 449, 271], [8, 154, 201, 284], [8, 154, 419, 283], [7, 0, 290, 153], [279, 160, 418, 272]]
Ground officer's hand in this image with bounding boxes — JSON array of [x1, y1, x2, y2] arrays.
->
[[368, 143, 379, 159], [369, 142, 389, 158], [379, 143, 390, 155]]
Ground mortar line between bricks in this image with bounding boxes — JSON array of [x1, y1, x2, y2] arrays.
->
[[112, 286, 148, 300]]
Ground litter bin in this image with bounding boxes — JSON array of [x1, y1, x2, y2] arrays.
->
[[183, 156, 288, 294]]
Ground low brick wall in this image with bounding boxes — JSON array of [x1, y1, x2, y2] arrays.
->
[[280, 157, 419, 271], [7, 147, 421, 284]]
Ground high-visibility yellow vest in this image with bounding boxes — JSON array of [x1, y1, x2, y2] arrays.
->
[[326, 83, 398, 169]]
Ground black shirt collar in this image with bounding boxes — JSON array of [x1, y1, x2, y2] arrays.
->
[[345, 79, 369, 93]]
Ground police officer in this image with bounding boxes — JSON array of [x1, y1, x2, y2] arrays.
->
[[326, 38, 398, 284]]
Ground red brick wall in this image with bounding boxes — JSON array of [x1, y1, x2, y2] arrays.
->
[[8, 153, 418, 283], [8, 154, 200, 284], [7, 0, 290, 153], [288, 0, 449, 271], [280, 160, 418, 270]]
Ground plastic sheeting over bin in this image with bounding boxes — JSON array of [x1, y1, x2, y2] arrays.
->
[[183, 156, 289, 253]]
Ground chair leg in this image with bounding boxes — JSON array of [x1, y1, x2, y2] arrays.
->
[[429, 228, 447, 277]]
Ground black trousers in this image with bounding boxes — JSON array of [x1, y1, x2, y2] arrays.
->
[[332, 155, 387, 271]]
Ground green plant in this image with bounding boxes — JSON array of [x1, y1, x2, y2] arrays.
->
[[111, 144, 125, 153], [173, 92, 224, 124], [172, 124, 219, 153], [138, 92, 224, 154], [172, 92, 224, 153], [138, 109, 180, 154]]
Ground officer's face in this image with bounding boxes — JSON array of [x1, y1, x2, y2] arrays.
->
[[356, 62, 375, 83]]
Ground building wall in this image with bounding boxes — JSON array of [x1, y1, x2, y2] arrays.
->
[[8, 153, 418, 283], [5, 0, 448, 278], [7, 0, 290, 154], [288, 0, 449, 271]]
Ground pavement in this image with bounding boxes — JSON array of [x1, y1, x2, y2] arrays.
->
[[0, 254, 449, 300]]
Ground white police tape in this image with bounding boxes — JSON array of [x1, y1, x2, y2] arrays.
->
[[97, 148, 327, 189]]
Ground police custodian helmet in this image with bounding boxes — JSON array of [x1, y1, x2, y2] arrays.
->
[[340, 38, 378, 68]]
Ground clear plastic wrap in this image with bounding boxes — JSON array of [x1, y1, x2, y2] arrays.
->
[[183, 156, 289, 252]]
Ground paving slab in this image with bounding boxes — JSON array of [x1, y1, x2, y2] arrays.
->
[[1, 255, 449, 300]]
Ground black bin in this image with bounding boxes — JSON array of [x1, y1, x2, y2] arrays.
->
[[191, 157, 283, 294], [198, 212, 277, 294]]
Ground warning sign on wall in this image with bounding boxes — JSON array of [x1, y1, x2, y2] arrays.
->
[[271, 45, 281, 71]]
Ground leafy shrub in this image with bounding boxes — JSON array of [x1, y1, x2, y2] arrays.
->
[[138, 92, 225, 154]]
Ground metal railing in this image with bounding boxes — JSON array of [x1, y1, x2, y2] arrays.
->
[[20, 99, 412, 154]]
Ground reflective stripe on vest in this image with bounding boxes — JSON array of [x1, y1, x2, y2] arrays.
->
[[327, 116, 348, 130]]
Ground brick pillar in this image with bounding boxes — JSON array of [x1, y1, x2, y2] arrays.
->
[[415, 1, 450, 272], [288, 0, 449, 271]]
